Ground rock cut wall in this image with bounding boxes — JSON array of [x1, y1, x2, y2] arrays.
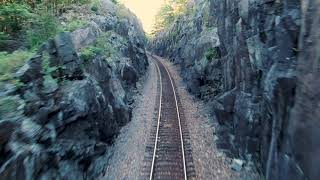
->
[[150, 0, 320, 179], [0, 0, 148, 179]]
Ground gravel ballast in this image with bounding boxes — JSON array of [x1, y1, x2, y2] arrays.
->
[[159, 58, 239, 180], [101, 56, 259, 179], [100, 59, 159, 179], [160, 57, 260, 180]]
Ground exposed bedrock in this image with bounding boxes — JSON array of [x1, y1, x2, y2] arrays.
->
[[0, 1, 148, 179], [150, 0, 320, 179]]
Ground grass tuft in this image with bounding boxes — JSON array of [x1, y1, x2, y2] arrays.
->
[[0, 50, 33, 81]]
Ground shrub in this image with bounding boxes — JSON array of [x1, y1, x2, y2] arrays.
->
[[154, 5, 175, 30], [26, 9, 61, 49], [63, 19, 89, 32], [91, 5, 98, 12], [41, 52, 59, 75], [96, 33, 118, 54], [205, 48, 219, 60], [79, 32, 121, 62], [90, 0, 101, 13], [0, 50, 33, 81], [0, 3, 33, 35], [80, 46, 103, 61]]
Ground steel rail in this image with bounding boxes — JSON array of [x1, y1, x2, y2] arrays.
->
[[149, 58, 163, 180], [149, 55, 187, 180]]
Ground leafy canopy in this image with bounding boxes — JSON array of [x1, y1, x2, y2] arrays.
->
[[151, 0, 188, 35], [0, 3, 33, 34]]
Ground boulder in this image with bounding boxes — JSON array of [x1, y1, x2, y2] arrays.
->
[[231, 158, 245, 172], [71, 22, 101, 50], [48, 32, 84, 80], [15, 55, 42, 84], [58, 77, 106, 129], [121, 63, 138, 86]]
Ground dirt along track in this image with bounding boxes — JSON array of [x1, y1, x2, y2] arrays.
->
[[141, 54, 196, 180]]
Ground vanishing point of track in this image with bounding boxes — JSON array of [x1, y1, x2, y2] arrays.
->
[[142, 54, 196, 180]]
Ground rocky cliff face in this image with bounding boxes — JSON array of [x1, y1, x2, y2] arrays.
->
[[0, 0, 148, 179], [150, 0, 221, 99], [150, 0, 320, 179]]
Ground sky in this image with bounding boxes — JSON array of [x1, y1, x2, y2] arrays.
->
[[120, 0, 165, 34]]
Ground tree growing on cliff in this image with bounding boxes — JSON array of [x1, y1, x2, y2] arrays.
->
[[151, 0, 188, 36]]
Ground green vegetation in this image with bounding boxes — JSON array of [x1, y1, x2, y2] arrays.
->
[[0, 0, 132, 91], [0, 32, 11, 48], [80, 31, 123, 62], [0, 2, 60, 50], [111, 0, 119, 4], [0, 51, 33, 81], [0, 32, 10, 42], [0, 50, 33, 90], [0, 0, 102, 50], [116, 4, 131, 20], [0, 3, 33, 34], [90, 0, 101, 13], [26, 9, 61, 49], [41, 52, 61, 90], [80, 46, 104, 61], [205, 48, 219, 60], [0, 96, 20, 118], [155, 5, 175, 29], [63, 19, 89, 32], [151, 0, 188, 35], [203, 5, 211, 28], [41, 52, 60, 75], [91, 5, 98, 12], [0, 0, 102, 86]]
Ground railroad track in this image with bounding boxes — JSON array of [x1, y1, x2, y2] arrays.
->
[[141, 54, 196, 180]]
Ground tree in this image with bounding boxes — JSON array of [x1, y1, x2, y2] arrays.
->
[[151, 0, 188, 35], [0, 3, 33, 34]]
